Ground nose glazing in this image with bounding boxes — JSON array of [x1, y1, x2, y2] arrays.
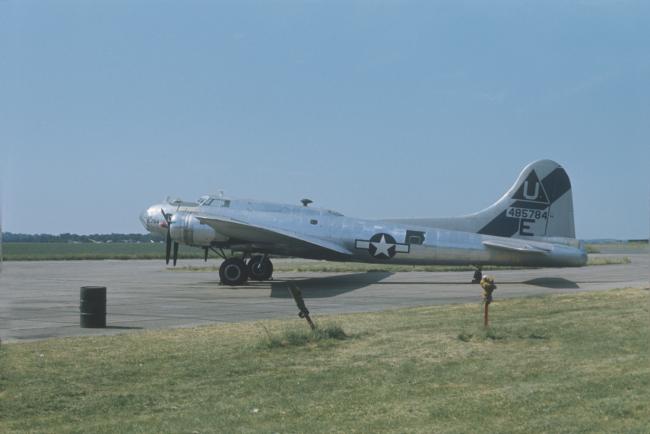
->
[[139, 208, 150, 230]]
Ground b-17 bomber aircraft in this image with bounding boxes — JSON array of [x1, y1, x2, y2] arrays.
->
[[140, 160, 587, 286]]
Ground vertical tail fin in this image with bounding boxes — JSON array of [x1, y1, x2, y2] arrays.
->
[[476, 160, 575, 239]]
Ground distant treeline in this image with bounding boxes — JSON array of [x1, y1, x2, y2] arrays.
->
[[2, 232, 163, 243]]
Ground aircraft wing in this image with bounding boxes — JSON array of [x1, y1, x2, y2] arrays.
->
[[195, 215, 353, 258], [482, 239, 553, 254]]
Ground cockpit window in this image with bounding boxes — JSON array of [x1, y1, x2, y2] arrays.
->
[[200, 198, 230, 208]]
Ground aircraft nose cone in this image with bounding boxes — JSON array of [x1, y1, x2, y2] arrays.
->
[[139, 208, 150, 230], [140, 204, 170, 235]]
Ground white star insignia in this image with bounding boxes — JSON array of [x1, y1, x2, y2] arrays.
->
[[371, 234, 394, 257]]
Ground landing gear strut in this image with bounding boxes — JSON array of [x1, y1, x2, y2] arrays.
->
[[472, 268, 483, 284]]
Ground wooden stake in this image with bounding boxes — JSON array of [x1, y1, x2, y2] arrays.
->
[[480, 276, 496, 328], [289, 284, 316, 330]]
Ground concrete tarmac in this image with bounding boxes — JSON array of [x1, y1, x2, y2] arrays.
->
[[1, 254, 647, 342]]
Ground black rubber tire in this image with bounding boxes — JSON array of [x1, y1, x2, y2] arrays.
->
[[247, 256, 273, 281], [219, 258, 248, 286]]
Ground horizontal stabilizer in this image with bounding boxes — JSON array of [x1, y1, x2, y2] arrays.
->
[[196, 215, 352, 257], [482, 239, 552, 254]]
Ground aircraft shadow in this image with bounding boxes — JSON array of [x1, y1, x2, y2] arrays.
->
[[270, 272, 393, 298], [356, 277, 579, 288], [522, 277, 579, 289]]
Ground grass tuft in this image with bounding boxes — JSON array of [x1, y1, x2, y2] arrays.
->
[[258, 323, 349, 349], [586, 256, 631, 266], [458, 326, 550, 342]]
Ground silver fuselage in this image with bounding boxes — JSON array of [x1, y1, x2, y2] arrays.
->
[[140, 197, 587, 268]]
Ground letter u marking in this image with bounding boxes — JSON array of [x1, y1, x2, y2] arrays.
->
[[523, 181, 539, 200]]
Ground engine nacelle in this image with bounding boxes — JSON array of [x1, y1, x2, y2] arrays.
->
[[170, 212, 228, 246]]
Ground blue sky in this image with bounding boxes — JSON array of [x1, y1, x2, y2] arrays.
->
[[1, 1, 648, 239]]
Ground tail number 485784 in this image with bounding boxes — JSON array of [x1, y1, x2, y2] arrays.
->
[[507, 207, 548, 220]]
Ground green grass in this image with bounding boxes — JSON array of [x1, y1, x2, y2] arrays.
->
[[258, 323, 349, 348], [585, 255, 631, 266], [585, 241, 648, 254], [1, 242, 206, 261], [2, 288, 649, 433]]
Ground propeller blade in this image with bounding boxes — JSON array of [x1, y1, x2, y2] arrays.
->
[[165, 230, 171, 265], [204, 247, 208, 262], [173, 241, 179, 266], [161, 208, 173, 265]]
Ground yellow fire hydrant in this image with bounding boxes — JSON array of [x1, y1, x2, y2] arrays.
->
[[480, 276, 497, 327]]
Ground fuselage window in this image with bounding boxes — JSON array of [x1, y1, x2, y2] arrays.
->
[[310, 219, 318, 225]]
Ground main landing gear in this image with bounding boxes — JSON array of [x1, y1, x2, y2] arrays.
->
[[218, 254, 274, 286], [219, 258, 248, 286], [247, 255, 273, 281]]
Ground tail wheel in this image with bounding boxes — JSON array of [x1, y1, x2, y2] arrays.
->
[[219, 258, 248, 286], [247, 256, 273, 281]]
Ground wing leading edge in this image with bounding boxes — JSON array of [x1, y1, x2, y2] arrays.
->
[[196, 215, 352, 258]]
